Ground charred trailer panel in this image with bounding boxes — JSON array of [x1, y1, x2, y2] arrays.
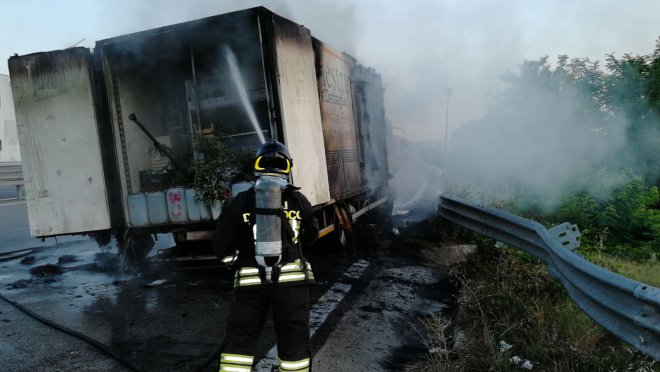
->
[[94, 8, 272, 231], [7, 6, 390, 246], [351, 65, 390, 195], [313, 39, 364, 201], [8, 48, 112, 237]]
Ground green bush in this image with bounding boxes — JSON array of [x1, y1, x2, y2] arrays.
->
[[170, 134, 254, 206], [545, 174, 660, 261]]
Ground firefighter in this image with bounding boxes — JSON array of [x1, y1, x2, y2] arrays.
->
[[213, 140, 319, 372]]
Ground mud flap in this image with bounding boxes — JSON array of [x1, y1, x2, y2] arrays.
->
[[333, 203, 356, 255]]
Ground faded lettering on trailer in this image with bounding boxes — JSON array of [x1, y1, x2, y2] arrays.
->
[[316, 43, 362, 199]]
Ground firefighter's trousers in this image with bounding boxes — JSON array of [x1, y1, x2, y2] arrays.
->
[[219, 285, 311, 372]]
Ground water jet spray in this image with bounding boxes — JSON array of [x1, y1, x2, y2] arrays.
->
[[224, 45, 266, 144]]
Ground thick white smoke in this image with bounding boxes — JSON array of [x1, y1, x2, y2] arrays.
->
[[3, 0, 660, 215], [445, 58, 642, 211]]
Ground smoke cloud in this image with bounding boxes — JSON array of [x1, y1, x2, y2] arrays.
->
[[3, 0, 659, 145], [2, 0, 660, 214], [445, 55, 660, 211]]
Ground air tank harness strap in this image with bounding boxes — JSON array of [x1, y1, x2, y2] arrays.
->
[[254, 207, 283, 216], [287, 191, 311, 282], [253, 208, 296, 238]]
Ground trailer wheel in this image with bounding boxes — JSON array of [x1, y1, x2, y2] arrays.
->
[[117, 230, 154, 265]]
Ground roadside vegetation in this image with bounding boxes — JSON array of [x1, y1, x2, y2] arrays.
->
[[500, 172, 660, 287], [399, 38, 660, 370], [399, 219, 657, 371]]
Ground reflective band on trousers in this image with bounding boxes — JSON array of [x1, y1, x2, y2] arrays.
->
[[219, 366, 251, 372], [279, 357, 310, 371], [220, 352, 253, 372], [239, 277, 262, 286]]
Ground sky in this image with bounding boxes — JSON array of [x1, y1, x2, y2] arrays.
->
[[1, 0, 659, 142]]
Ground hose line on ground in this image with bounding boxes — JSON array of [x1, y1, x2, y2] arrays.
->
[[0, 249, 35, 263], [0, 292, 141, 372]]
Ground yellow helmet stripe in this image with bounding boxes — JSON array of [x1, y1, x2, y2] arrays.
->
[[254, 156, 291, 173], [254, 156, 266, 171]]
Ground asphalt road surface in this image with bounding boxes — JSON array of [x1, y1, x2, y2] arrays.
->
[[0, 169, 451, 371]]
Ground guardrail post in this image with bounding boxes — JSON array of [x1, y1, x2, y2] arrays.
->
[[15, 184, 25, 199]]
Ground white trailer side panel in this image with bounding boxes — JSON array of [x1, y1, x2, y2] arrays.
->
[[8, 48, 111, 236], [0, 74, 20, 162], [272, 16, 331, 206]]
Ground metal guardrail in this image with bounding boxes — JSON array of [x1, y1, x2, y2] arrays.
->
[[438, 194, 660, 360], [0, 162, 23, 185], [0, 162, 24, 199]]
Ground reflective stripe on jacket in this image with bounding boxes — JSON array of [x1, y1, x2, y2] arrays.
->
[[234, 259, 315, 288]]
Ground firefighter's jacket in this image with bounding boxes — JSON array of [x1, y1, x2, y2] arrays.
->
[[213, 184, 319, 290]]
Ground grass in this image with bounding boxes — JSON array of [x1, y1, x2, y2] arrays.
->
[[409, 241, 658, 371], [583, 251, 660, 288]]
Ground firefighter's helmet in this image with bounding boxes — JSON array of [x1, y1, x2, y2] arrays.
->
[[254, 141, 292, 177]]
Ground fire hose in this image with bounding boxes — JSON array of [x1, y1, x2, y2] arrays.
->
[[0, 292, 141, 372], [0, 247, 223, 371]]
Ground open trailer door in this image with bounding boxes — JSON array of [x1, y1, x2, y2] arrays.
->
[[8, 48, 111, 237], [269, 13, 331, 206]]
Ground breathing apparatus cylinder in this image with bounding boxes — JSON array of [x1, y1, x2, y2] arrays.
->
[[254, 175, 288, 281]]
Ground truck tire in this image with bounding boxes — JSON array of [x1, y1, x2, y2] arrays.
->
[[117, 230, 154, 264]]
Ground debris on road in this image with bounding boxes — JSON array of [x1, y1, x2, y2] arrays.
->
[[30, 264, 62, 276], [57, 255, 78, 264], [144, 279, 169, 287]]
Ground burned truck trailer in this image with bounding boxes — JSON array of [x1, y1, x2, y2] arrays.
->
[[8, 7, 391, 257]]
